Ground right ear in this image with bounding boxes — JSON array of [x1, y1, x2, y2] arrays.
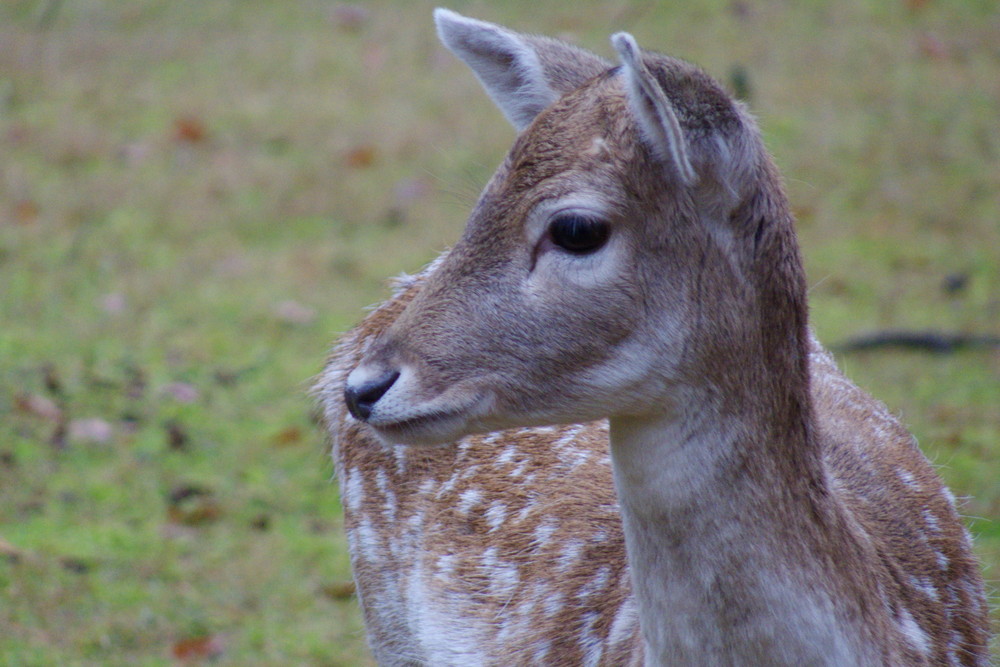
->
[[434, 8, 610, 131]]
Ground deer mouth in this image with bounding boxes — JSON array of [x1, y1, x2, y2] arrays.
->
[[367, 393, 490, 446]]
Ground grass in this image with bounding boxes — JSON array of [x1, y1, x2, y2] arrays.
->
[[0, 0, 997, 663]]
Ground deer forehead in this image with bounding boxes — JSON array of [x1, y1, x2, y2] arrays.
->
[[497, 79, 640, 200]]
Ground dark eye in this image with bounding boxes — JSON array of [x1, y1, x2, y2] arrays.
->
[[548, 215, 611, 255]]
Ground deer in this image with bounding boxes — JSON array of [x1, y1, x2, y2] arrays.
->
[[316, 9, 992, 666]]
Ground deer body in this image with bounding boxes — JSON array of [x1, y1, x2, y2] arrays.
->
[[318, 9, 991, 666]]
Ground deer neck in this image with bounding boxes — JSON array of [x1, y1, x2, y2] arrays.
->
[[607, 357, 877, 665]]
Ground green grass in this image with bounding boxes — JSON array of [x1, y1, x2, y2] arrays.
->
[[1, 0, 997, 663]]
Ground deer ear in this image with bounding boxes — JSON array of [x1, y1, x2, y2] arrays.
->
[[611, 33, 697, 187], [434, 8, 610, 131]]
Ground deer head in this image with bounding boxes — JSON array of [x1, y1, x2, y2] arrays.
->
[[344, 9, 805, 446]]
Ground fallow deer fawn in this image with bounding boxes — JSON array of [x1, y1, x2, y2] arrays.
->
[[317, 9, 991, 665]]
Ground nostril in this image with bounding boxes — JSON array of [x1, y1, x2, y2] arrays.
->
[[344, 370, 400, 422]]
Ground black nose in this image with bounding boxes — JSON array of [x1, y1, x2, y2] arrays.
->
[[344, 370, 400, 421]]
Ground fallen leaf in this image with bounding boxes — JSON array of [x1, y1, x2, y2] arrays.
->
[[274, 300, 316, 325], [344, 144, 377, 168], [0, 537, 24, 563], [167, 501, 222, 526], [393, 177, 431, 207], [59, 556, 92, 574], [99, 292, 127, 315], [330, 4, 370, 32], [14, 393, 62, 422], [163, 382, 200, 403], [917, 32, 949, 59], [167, 485, 221, 526], [173, 116, 207, 144], [165, 420, 190, 451], [118, 141, 151, 166], [172, 634, 225, 661], [321, 581, 357, 599], [249, 514, 271, 531], [42, 364, 63, 397], [68, 418, 114, 445], [904, 0, 931, 11], [13, 199, 39, 225], [271, 425, 303, 447], [362, 44, 388, 71], [167, 484, 210, 505]]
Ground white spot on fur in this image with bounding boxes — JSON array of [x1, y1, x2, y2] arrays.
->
[[922, 509, 940, 533], [897, 468, 919, 490], [543, 591, 564, 617], [458, 488, 483, 514], [355, 517, 381, 563], [418, 477, 436, 496], [910, 575, 940, 601], [532, 640, 552, 663], [897, 607, 931, 655], [585, 135, 609, 157], [436, 553, 456, 580], [437, 470, 461, 499], [485, 501, 508, 531], [409, 551, 489, 666], [558, 539, 585, 571], [515, 500, 537, 523], [342, 467, 364, 513], [375, 469, 397, 522], [534, 519, 558, 546], [608, 595, 639, 646], [577, 566, 611, 600], [481, 548, 519, 598], [393, 445, 408, 474], [580, 611, 604, 667], [496, 446, 517, 465]]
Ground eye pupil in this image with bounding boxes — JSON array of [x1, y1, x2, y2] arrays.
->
[[549, 215, 610, 254]]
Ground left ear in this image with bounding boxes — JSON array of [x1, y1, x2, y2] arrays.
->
[[611, 32, 697, 187], [436, 8, 611, 131]]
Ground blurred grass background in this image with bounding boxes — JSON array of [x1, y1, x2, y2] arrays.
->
[[0, 0, 997, 664]]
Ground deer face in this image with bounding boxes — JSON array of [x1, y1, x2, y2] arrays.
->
[[344, 12, 768, 445]]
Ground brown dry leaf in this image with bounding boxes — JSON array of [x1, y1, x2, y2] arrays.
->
[[331, 4, 370, 32], [272, 425, 303, 447], [173, 116, 208, 144], [167, 501, 222, 526], [344, 144, 377, 168], [13, 199, 39, 225], [165, 420, 190, 451], [249, 514, 271, 531], [0, 537, 24, 562], [163, 382, 200, 404], [42, 364, 63, 396], [167, 486, 222, 526], [171, 634, 225, 662], [904, 0, 931, 11], [68, 418, 114, 445], [393, 177, 431, 207], [321, 581, 357, 599], [14, 393, 62, 422], [917, 32, 949, 60], [274, 300, 316, 325], [99, 292, 127, 315]]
